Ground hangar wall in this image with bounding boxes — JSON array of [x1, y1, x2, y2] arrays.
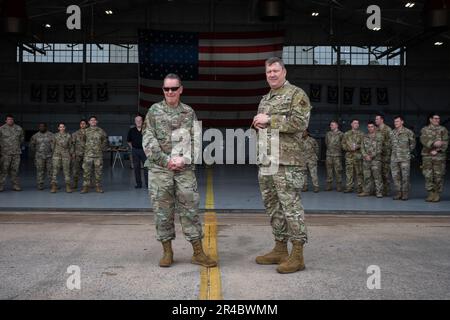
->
[[1, 0, 449, 138]]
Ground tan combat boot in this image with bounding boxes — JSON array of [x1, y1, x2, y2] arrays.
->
[[80, 186, 89, 194], [401, 192, 409, 201], [191, 240, 217, 267], [301, 185, 308, 192], [393, 192, 402, 200], [325, 183, 332, 191], [65, 183, 72, 193], [313, 186, 319, 193], [50, 183, 58, 193], [37, 184, 44, 190], [358, 192, 370, 197], [426, 192, 434, 202], [95, 184, 104, 193], [277, 240, 305, 274], [159, 241, 174, 267], [432, 192, 440, 202], [255, 240, 289, 265], [0, 185, 4, 192], [13, 185, 22, 191], [336, 183, 342, 192]]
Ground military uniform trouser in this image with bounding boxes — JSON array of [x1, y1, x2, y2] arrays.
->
[[345, 155, 363, 190], [258, 165, 308, 244], [422, 157, 446, 194], [326, 155, 342, 184], [303, 160, 319, 188], [52, 155, 71, 184], [362, 159, 383, 194], [82, 156, 103, 186], [0, 154, 21, 187], [35, 156, 52, 185], [381, 159, 391, 194], [149, 166, 202, 242], [391, 160, 410, 194], [71, 154, 84, 182]]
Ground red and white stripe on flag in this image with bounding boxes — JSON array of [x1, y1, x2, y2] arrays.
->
[[139, 30, 284, 127]]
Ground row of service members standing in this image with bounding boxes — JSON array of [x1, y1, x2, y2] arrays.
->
[[0, 115, 108, 193], [319, 114, 448, 201]]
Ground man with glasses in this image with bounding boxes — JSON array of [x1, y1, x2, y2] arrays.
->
[[127, 114, 148, 189], [420, 113, 448, 202], [142, 73, 216, 268]]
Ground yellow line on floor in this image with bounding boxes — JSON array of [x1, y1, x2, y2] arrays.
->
[[199, 166, 222, 300]]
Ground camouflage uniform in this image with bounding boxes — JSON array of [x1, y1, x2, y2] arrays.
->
[[377, 124, 392, 195], [71, 128, 86, 187], [82, 126, 107, 188], [257, 81, 311, 244], [0, 124, 24, 189], [301, 135, 319, 191], [390, 127, 416, 198], [143, 100, 203, 243], [29, 131, 54, 188], [420, 124, 448, 198], [51, 132, 73, 185], [361, 131, 383, 196], [342, 129, 364, 192], [325, 129, 343, 189]]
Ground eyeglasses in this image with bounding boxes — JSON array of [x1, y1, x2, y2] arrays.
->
[[163, 86, 180, 92]]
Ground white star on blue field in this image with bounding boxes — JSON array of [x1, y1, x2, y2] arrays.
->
[[138, 30, 198, 80]]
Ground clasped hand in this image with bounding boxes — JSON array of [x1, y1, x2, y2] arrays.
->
[[167, 156, 185, 171], [252, 113, 270, 130]]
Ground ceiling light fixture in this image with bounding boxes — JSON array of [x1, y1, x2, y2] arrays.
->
[[311, 12, 319, 16], [105, 10, 113, 15], [44, 24, 51, 28], [434, 41, 443, 46], [405, 2, 415, 8]]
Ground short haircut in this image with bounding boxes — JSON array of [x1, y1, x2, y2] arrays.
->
[[164, 73, 182, 85], [393, 115, 403, 121], [329, 120, 339, 126], [80, 119, 87, 124], [89, 115, 97, 121], [428, 112, 439, 119], [375, 113, 385, 120], [5, 114, 14, 119], [367, 120, 375, 126], [58, 122, 66, 127], [265, 57, 285, 69], [351, 118, 359, 123], [39, 122, 47, 126], [135, 113, 144, 119]]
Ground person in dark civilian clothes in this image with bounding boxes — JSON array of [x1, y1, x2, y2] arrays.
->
[[127, 114, 148, 189]]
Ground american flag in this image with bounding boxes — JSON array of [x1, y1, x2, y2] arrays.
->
[[138, 29, 284, 127]]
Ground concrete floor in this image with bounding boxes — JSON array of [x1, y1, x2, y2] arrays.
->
[[1, 213, 449, 300], [0, 161, 449, 213]]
